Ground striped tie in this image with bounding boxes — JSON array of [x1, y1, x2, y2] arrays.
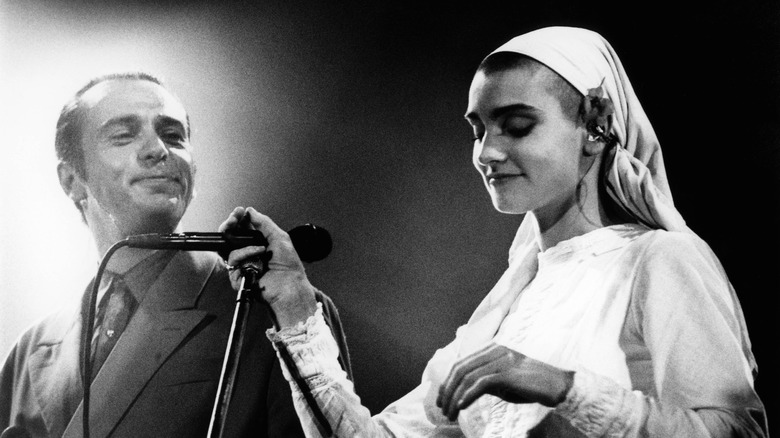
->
[[91, 275, 136, 381]]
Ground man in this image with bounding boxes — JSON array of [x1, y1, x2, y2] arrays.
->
[[0, 72, 351, 437]]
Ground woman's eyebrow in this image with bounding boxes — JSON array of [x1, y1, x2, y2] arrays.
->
[[464, 103, 539, 122]]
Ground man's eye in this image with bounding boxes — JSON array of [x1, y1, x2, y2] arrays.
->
[[109, 132, 134, 144], [162, 131, 186, 145]]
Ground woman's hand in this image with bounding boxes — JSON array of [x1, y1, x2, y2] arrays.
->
[[436, 343, 574, 421], [219, 206, 318, 327]]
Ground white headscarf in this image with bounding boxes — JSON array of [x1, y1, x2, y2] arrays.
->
[[448, 27, 757, 434], [461, 26, 692, 346], [457, 25, 700, 362], [492, 26, 690, 265]]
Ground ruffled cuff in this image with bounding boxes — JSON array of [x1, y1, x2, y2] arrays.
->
[[265, 303, 344, 382], [554, 370, 637, 437]]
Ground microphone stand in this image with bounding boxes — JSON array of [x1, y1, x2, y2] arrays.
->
[[207, 263, 334, 438], [207, 265, 259, 438], [80, 232, 334, 438]]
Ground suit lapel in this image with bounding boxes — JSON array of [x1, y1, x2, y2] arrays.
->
[[62, 251, 219, 438], [26, 302, 85, 437]]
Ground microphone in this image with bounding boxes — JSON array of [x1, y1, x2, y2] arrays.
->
[[126, 223, 332, 263], [0, 426, 31, 438]]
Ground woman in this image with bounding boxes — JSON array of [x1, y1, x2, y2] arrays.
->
[[221, 26, 768, 436]]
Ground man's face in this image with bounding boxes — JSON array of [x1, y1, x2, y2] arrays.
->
[[75, 79, 195, 235]]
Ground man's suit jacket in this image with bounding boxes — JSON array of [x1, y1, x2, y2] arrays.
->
[[0, 250, 351, 438]]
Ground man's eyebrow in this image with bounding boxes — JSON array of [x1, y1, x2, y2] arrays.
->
[[464, 103, 539, 122], [155, 115, 188, 132], [98, 115, 141, 134]]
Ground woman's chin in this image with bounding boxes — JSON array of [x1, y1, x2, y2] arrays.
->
[[491, 198, 528, 215]]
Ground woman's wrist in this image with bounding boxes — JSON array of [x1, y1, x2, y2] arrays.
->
[[553, 370, 576, 406], [267, 278, 319, 328]]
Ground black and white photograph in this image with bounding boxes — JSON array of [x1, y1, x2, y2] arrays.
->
[[0, 1, 776, 436]]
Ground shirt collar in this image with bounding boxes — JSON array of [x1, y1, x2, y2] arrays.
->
[[105, 250, 177, 304]]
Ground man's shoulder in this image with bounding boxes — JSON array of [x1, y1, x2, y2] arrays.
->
[[180, 250, 226, 273], [167, 250, 230, 285], [6, 305, 78, 358]]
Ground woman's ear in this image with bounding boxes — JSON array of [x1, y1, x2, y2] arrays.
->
[[583, 135, 606, 156], [583, 114, 613, 156], [581, 84, 616, 157]]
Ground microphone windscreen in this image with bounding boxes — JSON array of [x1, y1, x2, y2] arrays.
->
[[289, 224, 332, 263]]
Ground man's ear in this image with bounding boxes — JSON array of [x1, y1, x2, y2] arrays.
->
[[57, 161, 87, 204]]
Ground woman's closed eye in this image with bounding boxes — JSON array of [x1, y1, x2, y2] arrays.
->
[[503, 116, 534, 138], [468, 117, 534, 144]]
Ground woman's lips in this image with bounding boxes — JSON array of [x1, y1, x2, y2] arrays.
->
[[486, 173, 521, 184]]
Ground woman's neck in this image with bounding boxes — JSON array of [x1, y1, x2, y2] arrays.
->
[[534, 194, 618, 252]]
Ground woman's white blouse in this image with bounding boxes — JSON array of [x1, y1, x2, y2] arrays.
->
[[268, 224, 767, 437]]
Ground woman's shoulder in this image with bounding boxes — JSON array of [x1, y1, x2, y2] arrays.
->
[[624, 224, 714, 259], [620, 225, 729, 284]]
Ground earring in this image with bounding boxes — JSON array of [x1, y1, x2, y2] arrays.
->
[[586, 122, 610, 144]]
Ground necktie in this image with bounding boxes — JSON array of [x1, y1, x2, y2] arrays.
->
[[91, 275, 136, 381]]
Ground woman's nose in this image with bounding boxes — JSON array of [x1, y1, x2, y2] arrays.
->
[[474, 133, 506, 167]]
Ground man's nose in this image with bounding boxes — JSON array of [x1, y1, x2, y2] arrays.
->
[[138, 134, 169, 165]]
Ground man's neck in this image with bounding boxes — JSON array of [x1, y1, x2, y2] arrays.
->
[[89, 220, 181, 275], [102, 247, 161, 275]]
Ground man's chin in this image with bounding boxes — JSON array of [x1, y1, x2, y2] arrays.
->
[[127, 202, 188, 234]]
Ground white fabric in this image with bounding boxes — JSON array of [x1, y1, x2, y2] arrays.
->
[[270, 225, 765, 437], [491, 26, 687, 233], [461, 225, 646, 434], [489, 24, 755, 386], [265, 26, 765, 437]]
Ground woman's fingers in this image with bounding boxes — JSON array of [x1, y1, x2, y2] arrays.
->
[[224, 245, 268, 288], [218, 206, 247, 233], [244, 207, 287, 241], [450, 374, 515, 420], [218, 206, 319, 328], [438, 344, 499, 405], [437, 343, 575, 421], [437, 344, 574, 421], [437, 344, 513, 418], [226, 245, 266, 267]]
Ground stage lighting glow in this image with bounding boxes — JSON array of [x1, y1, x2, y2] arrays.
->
[[0, 1, 231, 356]]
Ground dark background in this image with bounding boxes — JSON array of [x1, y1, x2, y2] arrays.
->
[[2, 0, 777, 426]]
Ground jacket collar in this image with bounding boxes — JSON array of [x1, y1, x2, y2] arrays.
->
[[26, 250, 220, 438]]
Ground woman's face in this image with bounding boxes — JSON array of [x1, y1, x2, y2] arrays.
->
[[465, 63, 588, 218]]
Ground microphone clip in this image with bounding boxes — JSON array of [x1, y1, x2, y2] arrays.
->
[[229, 251, 273, 301]]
